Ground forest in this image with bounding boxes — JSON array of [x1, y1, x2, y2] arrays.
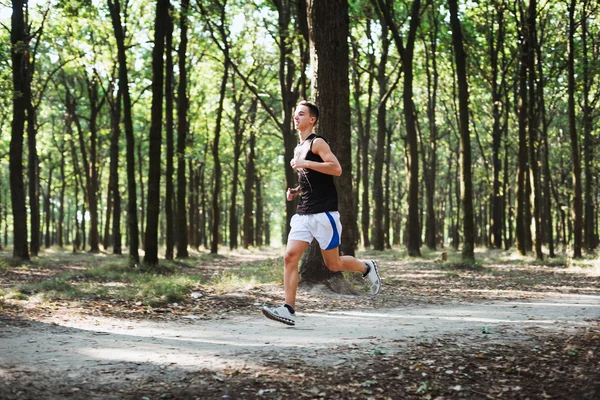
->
[[2, 0, 599, 266]]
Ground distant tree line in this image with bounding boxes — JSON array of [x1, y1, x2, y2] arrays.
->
[[2, 0, 599, 267]]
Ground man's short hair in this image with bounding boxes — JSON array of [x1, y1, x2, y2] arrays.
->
[[299, 100, 319, 122]]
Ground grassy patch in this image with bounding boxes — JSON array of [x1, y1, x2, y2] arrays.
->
[[134, 274, 198, 306], [209, 257, 283, 293], [1, 251, 287, 307], [2, 254, 204, 306]]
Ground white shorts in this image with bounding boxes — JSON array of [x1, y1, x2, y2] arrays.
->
[[288, 211, 342, 250]]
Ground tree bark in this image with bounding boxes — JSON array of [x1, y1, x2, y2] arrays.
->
[[176, 0, 190, 258], [10, 0, 30, 260], [490, 0, 505, 249], [107, 85, 122, 254], [144, 0, 169, 265], [581, 0, 594, 252], [43, 166, 53, 248], [57, 130, 66, 247], [448, 0, 475, 262], [301, 0, 354, 288], [374, 0, 422, 257], [107, 0, 140, 264], [351, 25, 374, 249], [424, 1, 440, 250], [567, 0, 582, 258], [242, 101, 258, 249], [527, 0, 543, 260], [372, 9, 390, 251], [27, 86, 40, 256], [516, 5, 530, 256], [165, 5, 175, 260]]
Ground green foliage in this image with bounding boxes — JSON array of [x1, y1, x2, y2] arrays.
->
[[1, 0, 599, 257]]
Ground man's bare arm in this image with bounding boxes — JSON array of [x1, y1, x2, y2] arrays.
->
[[289, 138, 342, 176]]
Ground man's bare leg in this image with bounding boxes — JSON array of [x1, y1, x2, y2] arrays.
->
[[320, 247, 381, 295], [283, 240, 309, 308], [320, 247, 368, 273]]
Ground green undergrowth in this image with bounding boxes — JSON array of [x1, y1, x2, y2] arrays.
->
[[209, 257, 283, 293], [0, 250, 286, 307]]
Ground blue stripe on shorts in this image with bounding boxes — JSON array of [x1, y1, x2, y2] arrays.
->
[[325, 212, 340, 250]]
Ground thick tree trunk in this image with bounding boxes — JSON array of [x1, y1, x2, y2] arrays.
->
[[176, 0, 190, 258], [10, 0, 30, 260], [449, 0, 475, 262], [107, 0, 139, 264], [301, 0, 354, 288], [144, 0, 169, 265]]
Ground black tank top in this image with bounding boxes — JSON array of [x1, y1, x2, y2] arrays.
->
[[295, 134, 339, 215]]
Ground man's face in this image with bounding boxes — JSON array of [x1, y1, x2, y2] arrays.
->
[[294, 105, 315, 132]]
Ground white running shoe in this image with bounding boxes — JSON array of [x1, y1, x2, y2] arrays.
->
[[365, 260, 381, 295], [262, 305, 296, 326]]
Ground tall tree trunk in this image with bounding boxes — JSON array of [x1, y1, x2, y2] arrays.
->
[[165, 5, 175, 260], [176, 0, 190, 258], [58, 132, 66, 247], [27, 91, 40, 256], [516, 7, 530, 255], [229, 79, 245, 250], [107, 0, 140, 264], [86, 79, 102, 253], [10, 0, 30, 260], [527, 0, 543, 260], [424, 1, 440, 250], [277, 0, 303, 243], [144, 0, 169, 265], [372, 11, 390, 251], [301, 0, 354, 289], [351, 23, 374, 248], [449, 0, 475, 262], [107, 86, 122, 254], [43, 166, 54, 248], [375, 0, 422, 257], [138, 142, 145, 247], [490, 0, 505, 249], [384, 121, 392, 249], [210, 68, 226, 251], [581, 0, 594, 252], [255, 175, 263, 247], [568, 0, 582, 258], [242, 101, 258, 249]]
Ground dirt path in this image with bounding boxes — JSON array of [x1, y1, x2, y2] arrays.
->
[[1, 294, 599, 399]]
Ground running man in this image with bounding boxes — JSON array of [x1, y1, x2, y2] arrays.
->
[[262, 100, 381, 326]]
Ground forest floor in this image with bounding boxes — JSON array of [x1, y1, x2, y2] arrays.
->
[[0, 247, 599, 399]]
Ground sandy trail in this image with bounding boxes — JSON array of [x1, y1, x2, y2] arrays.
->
[[2, 294, 598, 377]]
